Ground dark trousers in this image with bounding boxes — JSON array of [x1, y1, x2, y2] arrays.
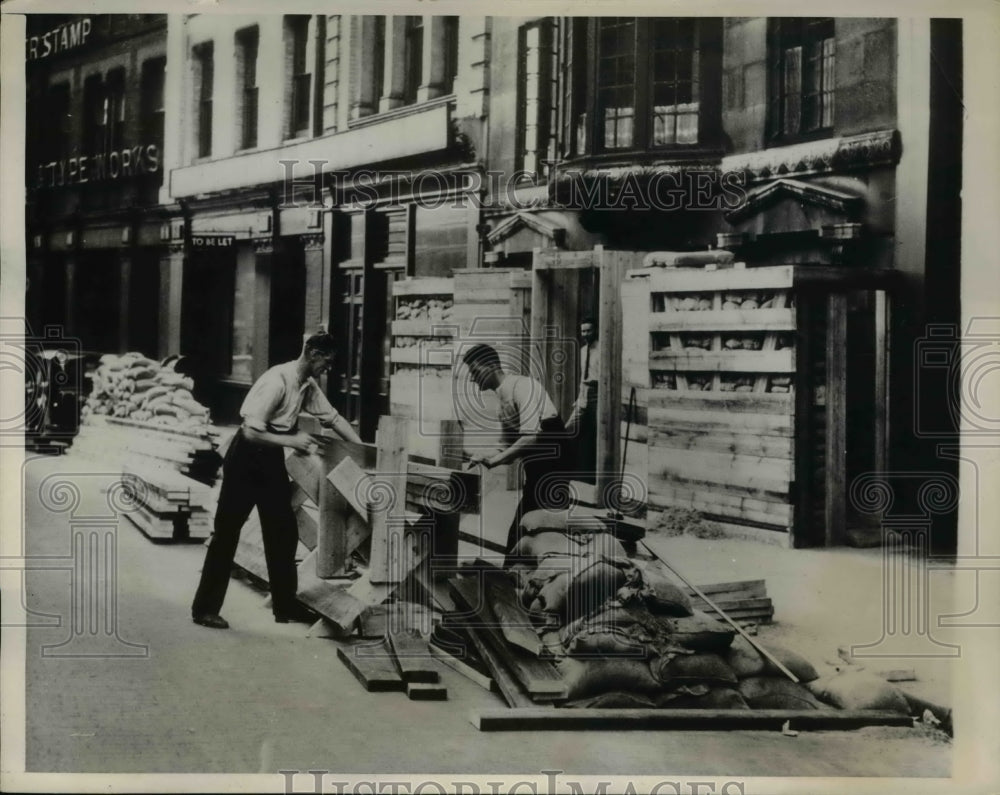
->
[[505, 416, 570, 553], [575, 386, 598, 484], [192, 429, 299, 618]]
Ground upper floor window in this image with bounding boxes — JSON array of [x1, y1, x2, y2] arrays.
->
[[565, 17, 722, 157], [104, 68, 127, 152], [140, 57, 166, 145], [517, 20, 555, 177], [442, 16, 459, 95], [44, 82, 72, 162], [286, 15, 312, 138], [236, 27, 259, 149], [769, 17, 835, 141], [82, 73, 104, 154], [403, 16, 424, 105], [193, 42, 214, 158]]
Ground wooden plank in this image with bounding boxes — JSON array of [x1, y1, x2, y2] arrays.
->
[[294, 503, 319, 550], [596, 247, 623, 507], [316, 480, 348, 577], [647, 408, 793, 436], [644, 266, 795, 293], [285, 450, 321, 504], [390, 347, 454, 365], [392, 276, 454, 297], [754, 292, 788, 392], [407, 683, 447, 700], [649, 426, 793, 459], [463, 624, 533, 708], [648, 447, 793, 492], [428, 643, 498, 693], [649, 308, 797, 333], [646, 391, 793, 413], [337, 640, 406, 692], [684, 579, 767, 598], [388, 624, 440, 684], [825, 293, 848, 546], [405, 462, 480, 513], [484, 575, 545, 657], [649, 349, 794, 373], [649, 472, 789, 503], [450, 576, 566, 699], [471, 709, 913, 732], [327, 456, 373, 520]]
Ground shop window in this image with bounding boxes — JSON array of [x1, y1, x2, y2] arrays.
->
[[236, 27, 259, 149], [566, 17, 722, 156], [517, 20, 555, 177], [140, 58, 165, 147], [193, 42, 214, 158], [403, 16, 424, 105], [768, 18, 835, 141], [287, 15, 312, 138], [105, 68, 126, 152]]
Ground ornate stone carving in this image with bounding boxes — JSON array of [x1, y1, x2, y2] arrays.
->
[[299, 233, 325, 251], [720, 129, 900, 184], [253, 237, 274, 255]]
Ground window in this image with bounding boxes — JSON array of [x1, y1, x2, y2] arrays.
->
[[442, 16, 458, 95], [650, 18, 700, 145], [193, 42, 214, 158], [287, 16, 312, 138], [517, 21, 555, 176], [403, 16, 424, 105], [566, 17, 722, 156], [769, 18, 835, 140], [105, 68, 126, 152], [82, 74, 104, 154], [45, 82, 72, 161], [140, 58, 165, 145], [236, 27, 259, 149]]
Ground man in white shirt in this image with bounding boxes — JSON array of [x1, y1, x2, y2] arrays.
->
[[191, 333, 363, 629], [565, 317, 599, 483], [463, 343, 569, 553]]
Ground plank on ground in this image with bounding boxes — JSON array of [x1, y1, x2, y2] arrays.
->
[[471, 708, 913, 732], [337, 640, 405, 692], [428, 642, 498, 693]]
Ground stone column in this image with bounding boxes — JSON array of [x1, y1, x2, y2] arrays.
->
[[379, 16, 408, 112], [158, 242, 184, 358], [253, 238, 274, 380], [416, 15, 448, 103]]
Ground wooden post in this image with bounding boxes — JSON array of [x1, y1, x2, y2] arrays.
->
[[370, 415, 410, 583], [595, 247, 622, 508], [874, 289, 890, 476], [825, 293, 848, 546]]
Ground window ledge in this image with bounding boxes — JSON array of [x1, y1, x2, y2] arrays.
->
[[558, 148, 725, 172], [348, 95, 455, 130]]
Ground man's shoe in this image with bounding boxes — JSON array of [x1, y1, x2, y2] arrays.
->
[[192, 613, 229, 629], [274, 605, 316, 624]]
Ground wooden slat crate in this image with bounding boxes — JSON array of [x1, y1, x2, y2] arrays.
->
[[625, 263, 897, 547]]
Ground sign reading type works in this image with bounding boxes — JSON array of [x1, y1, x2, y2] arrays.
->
[[36, 144, 160, 189]]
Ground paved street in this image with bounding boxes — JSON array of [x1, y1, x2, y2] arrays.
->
[[16, 452, 951, 779]]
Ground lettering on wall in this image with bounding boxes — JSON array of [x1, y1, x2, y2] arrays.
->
[[36, 144, 160, 189], [26, 18, 92, 61]]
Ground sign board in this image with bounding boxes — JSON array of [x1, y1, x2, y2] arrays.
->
[[191, 235, 237, 249]]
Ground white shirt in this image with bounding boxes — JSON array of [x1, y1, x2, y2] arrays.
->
[[494, 373, 559, 445], [240, 360, 340, 433], [579, 339, 600, 384]]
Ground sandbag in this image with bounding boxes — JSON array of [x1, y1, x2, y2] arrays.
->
[[519, 509, 570, 534], [651, 652, 738, 686], [565, 691, 658, 709], [564, 626, 651, 659], [626, 560, 693, 617], [725, 634, 819, 682], [556, 656, 662, 700], [656, 685, 751, 710], [665, 610, 736, 652], [514, 530, 627, 569], [805, 670, 910, 714], [738, 676, 831, 710], [529, 560, 627, 622]]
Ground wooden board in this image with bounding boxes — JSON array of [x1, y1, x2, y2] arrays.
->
[[406, 683, 447, 701], [648, 448, 792, 496], [471, 708, 913, 732], [369, 416, 410, 584], [648, 427, 793, 459], [462, 624, 533, 708], [648, 349, 794, 373], [647, 407, 793, 436], [388, 614, 440, 684], [337, 640, 406, 693], [428, 643, 497, 693], [649, 309, 797, 332]]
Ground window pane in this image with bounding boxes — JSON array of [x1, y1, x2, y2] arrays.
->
[[782, 46, 802, 136]]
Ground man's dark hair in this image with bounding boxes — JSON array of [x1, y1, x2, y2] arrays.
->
[[462, 343, 502, 370], [581, 315, 596, 327], [304, 333, 337, 357]]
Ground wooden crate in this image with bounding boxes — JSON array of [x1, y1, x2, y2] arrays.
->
[[625, 264, 897, 547], [390, 277, 457, 421]]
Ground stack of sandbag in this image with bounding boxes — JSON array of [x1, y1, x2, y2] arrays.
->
[[81, 352, 211, 432], [504, 511, 840, 711]]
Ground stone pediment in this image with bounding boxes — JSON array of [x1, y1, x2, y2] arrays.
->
[[486, 211, 567, 248], [724, 177, 864, 225]]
